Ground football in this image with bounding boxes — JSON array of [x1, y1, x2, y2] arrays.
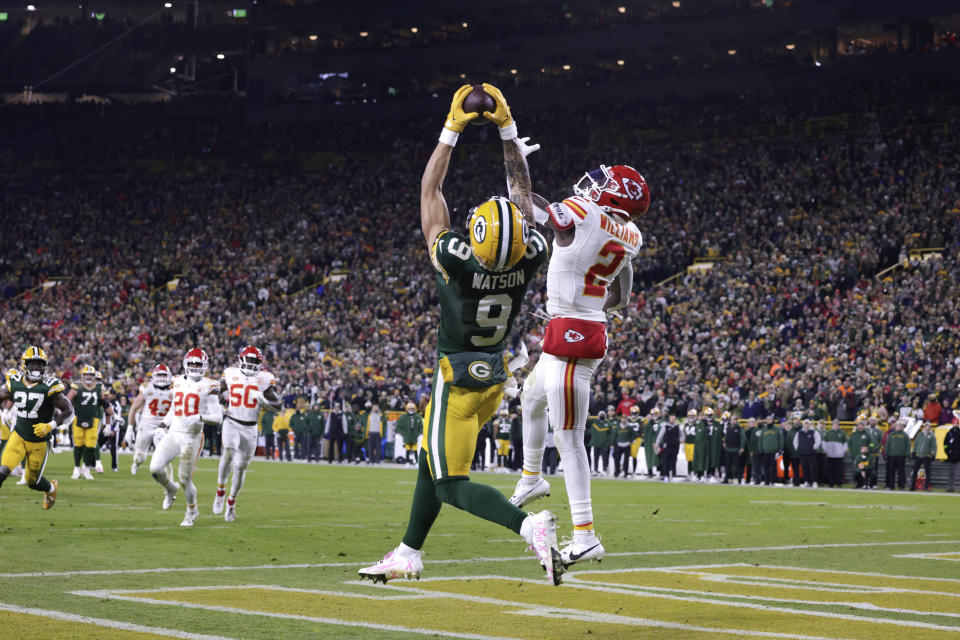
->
[[462, 84, 495, 125]]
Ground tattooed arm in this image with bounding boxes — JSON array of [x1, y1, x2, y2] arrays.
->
[[503, 138, 534, 227]]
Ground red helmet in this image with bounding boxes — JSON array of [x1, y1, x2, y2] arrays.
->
[[573, 164, 650, 222], [183, 348, 209, 380], [152, 364, 172, 388], [238, 345, 263, 376]]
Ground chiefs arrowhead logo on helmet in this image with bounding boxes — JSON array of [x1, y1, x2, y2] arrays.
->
[[564, 330, 586, 343]]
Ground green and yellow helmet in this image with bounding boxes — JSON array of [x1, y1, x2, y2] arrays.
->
[[467, 196, 529, 272], [21, 346, 48, 382], [81, 364, 98, 386]]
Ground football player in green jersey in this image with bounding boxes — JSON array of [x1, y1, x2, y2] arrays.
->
[[360, 83, 565, 586], [67, 364, 115, 480], [0, 346, 74, 509]]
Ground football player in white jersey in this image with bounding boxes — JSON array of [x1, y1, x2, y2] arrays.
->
[[127, 364, 174, 475], [151, 348, 222, 527], [510, 163, 649, 568], [213, 346, 281, 522]]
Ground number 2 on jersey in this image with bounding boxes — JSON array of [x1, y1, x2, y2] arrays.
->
[[583, 240, 626, 298]]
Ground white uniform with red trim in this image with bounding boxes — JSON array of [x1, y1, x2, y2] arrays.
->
[[150, 375, 220, 485], [132, 382, 173, 460], [221, 366, 276, 463], [526, 195, 642, 431]]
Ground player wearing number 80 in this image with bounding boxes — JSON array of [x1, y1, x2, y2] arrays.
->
[[151, 348, 222, 527], [511, 163, 649, 568], [360, 84, 564, 586], [213, 346, 281, 522], [0, 346, 74, 509]]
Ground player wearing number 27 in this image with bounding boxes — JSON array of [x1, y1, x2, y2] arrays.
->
[[0, 346, 74, 509], [151, 348, 223, 527], [511, 161, 649, 568], [213, 346, 281, 522], [360, 84, 566, 586]]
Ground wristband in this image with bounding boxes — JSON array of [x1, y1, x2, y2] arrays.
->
[[499, 122, 518, 140], [439, 128, 459, 147]]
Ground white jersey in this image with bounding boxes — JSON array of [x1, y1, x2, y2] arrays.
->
[[136, 383, 174, 432], [222, 366, 277, 425], [166, 375, 220, 435], [545, 195, 642, 322]]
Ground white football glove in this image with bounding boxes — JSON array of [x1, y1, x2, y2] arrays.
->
[[503, 376, 520, 400], [516, 136, 540, 158]]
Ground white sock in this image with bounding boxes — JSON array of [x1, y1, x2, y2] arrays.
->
[[573, 529, 597, 543], [521, 405, 547, 476], [554, 429, 594, 529], [397, 542, 420, 556]]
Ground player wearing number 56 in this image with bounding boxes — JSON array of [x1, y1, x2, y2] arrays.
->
[[359, 84, 565, 587], [0, 346, 74, 510], [151, 348, 223, 527]]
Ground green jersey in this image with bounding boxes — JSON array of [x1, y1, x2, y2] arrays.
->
[[431, 229, 548, 355], [71, 381, 106, 427], [7, 372, 66, 443]]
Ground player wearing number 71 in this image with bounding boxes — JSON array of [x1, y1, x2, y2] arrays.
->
[[510, 160, 650, 568]]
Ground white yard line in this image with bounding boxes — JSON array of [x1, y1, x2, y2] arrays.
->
[[893, 552, 960, 562], [70, 589, 527, 640], [5, 540, 960, 579], [73, 584, 851, 640], [0, 601, 238, 640]]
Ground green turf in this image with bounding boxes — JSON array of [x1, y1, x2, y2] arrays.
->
[[0, 452, 958, 639]]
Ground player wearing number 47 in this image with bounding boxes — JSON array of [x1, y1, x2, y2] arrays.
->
[[510, 144, 649, 568], [213, 346, 281, 522], [151, 348, 223, 527], [359, 83, 566, 586]]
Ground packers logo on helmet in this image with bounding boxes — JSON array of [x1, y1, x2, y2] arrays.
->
[[81, 364, 97, 386], [21, 346, 48, 382], [467, 196, 529, 272]]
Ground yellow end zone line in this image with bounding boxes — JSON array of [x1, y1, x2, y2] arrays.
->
[[0, 601, 238, 640], [893, 552, 960, 562], [70, 583, 851, 640]]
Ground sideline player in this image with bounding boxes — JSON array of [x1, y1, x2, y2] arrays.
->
[[126, 364, 174, 475], [359, 84, 563, 585], [151, 348, 222, 527], [510, 160, 649, 568], [0, 346, 74, 508], [213, 346, 281, 522], [67, 364, 114, 479]]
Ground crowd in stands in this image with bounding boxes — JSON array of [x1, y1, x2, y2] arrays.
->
[[1, 73, 959, 479]]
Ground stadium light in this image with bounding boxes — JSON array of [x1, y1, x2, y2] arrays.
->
[[727, 49, 737, 55], [410, 26, 418, 33], [164, 2, 172, 7], [562, 64, 571, 70], [510, 68, 517, 75], [617, 6, 626, 13], [672, 1, 681, 7], [169, 67, 176, 73], [358, 31, 368, 37], [27, 4, 36, 11], [785, 43, 796, 50], [814, 60, 822, 67], [216, 53, 225, 60], [308, 34, 318, 41], [617, 59, 625, 66], [461, 22, 468, 28]]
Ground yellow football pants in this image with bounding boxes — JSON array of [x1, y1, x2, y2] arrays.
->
[[1, 431, 50, 485]]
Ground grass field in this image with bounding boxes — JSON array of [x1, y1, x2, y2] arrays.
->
[[1, 451, 959, 639]]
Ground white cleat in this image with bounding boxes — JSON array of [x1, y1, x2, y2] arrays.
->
[[162, 483, 180, 510], [560, 534, 605, 568], [95, 461, 104, 474], [180, 506, 198, 527], [71, 467, 81, 480], [522, 510, 564, 586], [358, 547, 424, 584], [224, 501, 236, 522], [16, 475, 28, 485], [212, 491, 225, 515], [509, 476, 551, 508], [131, 461, 140, 475], [81, 466, 95, 480]]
